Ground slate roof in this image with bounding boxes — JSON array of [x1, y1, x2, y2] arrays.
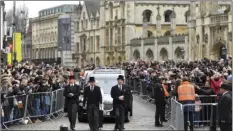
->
[[84, 1, 100, 18]]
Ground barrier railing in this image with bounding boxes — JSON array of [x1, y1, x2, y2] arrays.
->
[[1, 94, 30, 128], [168, 98, 218, 130], [1, 89, 64, 129]]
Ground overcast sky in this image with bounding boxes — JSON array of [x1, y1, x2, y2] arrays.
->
[[5, 1, 80, 18]]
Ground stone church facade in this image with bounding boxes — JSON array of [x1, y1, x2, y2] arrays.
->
[[74, 1, 232, 66]]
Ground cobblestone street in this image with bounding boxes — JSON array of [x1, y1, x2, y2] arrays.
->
[[9, 95, 171, 130]]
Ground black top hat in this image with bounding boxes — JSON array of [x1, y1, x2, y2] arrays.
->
[[89, 77, 95, 82], [220, 83, 232, 91], [69, 75, 75, 80], [117, 75, 124, 81]]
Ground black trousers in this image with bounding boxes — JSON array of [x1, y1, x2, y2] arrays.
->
[[99, 110, 104, 128], [114, 105, 125, 130], [183, 111, 194, 131], [155, 103, 165, 124], [67, 103, 78, 129], [219, 123, 232, 131], [87, 104, 99, 131]]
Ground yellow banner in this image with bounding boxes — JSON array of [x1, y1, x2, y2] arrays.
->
[[14, 33, 22, 62], [7, 53, 12, 65]]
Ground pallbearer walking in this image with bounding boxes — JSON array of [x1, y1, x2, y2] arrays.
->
[[83, 77, 102, 131], [111, 75, 131, 131], [63, 76, 80, 130], [218, 83, 232, 131]]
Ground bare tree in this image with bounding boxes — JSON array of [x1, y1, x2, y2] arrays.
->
[[5, 4, 28, 38]]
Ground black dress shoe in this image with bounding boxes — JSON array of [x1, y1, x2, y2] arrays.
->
[[155, 124, 163, 127], [163, 119, 168, 122]]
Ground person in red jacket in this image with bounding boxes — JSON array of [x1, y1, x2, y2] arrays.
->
[[210, 73, 222, 95]]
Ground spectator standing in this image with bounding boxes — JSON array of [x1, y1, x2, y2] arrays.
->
[[153, 78, 167, 127], [194, 94, 202, 127]]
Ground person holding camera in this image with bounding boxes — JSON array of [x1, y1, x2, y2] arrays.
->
[[63, 75, 80, 130]]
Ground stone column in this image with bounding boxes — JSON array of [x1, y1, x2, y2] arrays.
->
[[184, 35, 189, 61], [171, 7, 176, 35], [228, 10, 232, 55], [154, 38, 158, 61], [140, 39, 144, 60], [142, 22, 148, 38], [109, 28, 111, 47], [169, 37, 173, 60], [156, 6, 162, 36]]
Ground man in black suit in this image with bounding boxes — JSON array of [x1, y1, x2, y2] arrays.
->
[[218, 83, 232, 131], [153, 78, 166, 127], [83, 77, 102, 131], [63, 75, 80, 130], [111, 75, 131, 131]]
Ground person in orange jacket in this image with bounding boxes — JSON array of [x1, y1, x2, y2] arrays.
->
[[178, 77, 195, 131]]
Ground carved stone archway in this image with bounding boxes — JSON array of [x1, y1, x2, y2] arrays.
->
[[106, 57, 110, 66], [118, 56, 122, 63], [160, 48, 168, 61], [174, 47, 183, 60], [90, 58, 94, 64], [146, 49, 154, 61], [133, 50, 140, 61], [212, 40, 226, 59], [96, 57, 100, 66]]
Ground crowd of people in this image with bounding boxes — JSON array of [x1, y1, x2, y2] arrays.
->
[[0, 57, 232, 130], [119, 57, 232, 131], [0, 62, 81, 127]]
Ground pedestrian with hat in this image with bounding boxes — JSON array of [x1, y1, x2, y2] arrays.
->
[[111, 75, 131, 131], [218, 83, 232, 131], [63, 75, 80, 130], [83, 77, 102, 131]]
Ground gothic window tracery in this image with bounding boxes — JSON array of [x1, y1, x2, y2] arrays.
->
[[147, 31, 153, 38], [164, 10, 173, 22], [142, 10, 152, 22], [164, 31, 171, 36]]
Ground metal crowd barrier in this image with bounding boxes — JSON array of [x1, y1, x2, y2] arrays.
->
[[168, 97, 218, 130], [1, 89, 64, 129]]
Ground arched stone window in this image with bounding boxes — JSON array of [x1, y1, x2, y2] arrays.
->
[[148, 31, 153, 38], [96, 57, 100, 66], [164, 31, 171, 36], [133, 50, 140, 61], [164, 10, 172, 22], [184, 10, 190, 23], [142, 10, 152, 22], [160, 48, 168, 61], [106, 57, 110, 65], [118, 56, 122, 63], [146, 49, 154, 61], [174, 46, 183, 59]]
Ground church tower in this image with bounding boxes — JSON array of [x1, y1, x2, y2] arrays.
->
[[188, 1, 219, 60]]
